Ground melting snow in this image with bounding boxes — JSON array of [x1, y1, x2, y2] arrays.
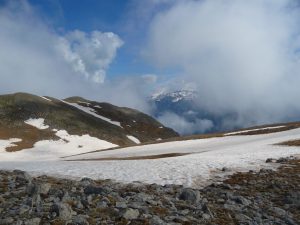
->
[[1, 126, 300, 187], [25, 118, 49, 130], [62, 101, 122, 128], [0, 130, 117, 161], [62, 128, 300, 186], [127, 135, 141, 144]]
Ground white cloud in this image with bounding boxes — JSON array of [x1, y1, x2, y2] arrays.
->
[[147, 0, 300, 127], [58, 30, 123, 83], [157, 111, 214, 134], [0, 0, 123, 99]]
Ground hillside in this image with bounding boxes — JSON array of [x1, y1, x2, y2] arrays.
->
[[0, 92, 178, 154]]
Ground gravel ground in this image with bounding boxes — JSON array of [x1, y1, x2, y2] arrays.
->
[[0, 156, 299, 225]]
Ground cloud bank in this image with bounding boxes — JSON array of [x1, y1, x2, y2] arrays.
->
[[0, 1, 123, 95], [0, 0, 154, 114], [147, 0, 300, 129], [157, 111, 214, 134]]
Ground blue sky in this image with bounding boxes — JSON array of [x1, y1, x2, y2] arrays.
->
[[26, 0, 173, 79]]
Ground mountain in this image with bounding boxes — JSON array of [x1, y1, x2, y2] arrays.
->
[[0, 92, 178, 153], [151, 90, 215, 134], [151, 90, 199, 117], [150, 90, 241, 135]]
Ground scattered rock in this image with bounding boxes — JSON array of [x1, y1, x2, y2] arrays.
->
[[0, 157, 300, 224]]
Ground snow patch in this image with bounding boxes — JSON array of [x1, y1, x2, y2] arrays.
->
[[0, 130, 117, 161], [94, 105, 102, 109], [78, 101, 90, 105], [40, 96, 52, 102], [62, 101, 122, 128], [127, 135, 141, 144], [25, 118, 49, 130], [0, 138, 22, 151]]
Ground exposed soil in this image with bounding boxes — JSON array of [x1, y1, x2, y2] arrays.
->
[[277, 139, 300, 146], [69, 152, 191, 161], [0, 124, 57, 152]]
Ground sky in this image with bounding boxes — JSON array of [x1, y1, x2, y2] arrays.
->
[[2, 0, 300, 134]]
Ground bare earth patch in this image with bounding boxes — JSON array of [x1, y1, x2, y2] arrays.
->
[[0, 124, 57, 152], [277, 139, 300, 147], [68, 152, 190, 161]]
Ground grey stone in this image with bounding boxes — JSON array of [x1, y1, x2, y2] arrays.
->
[[14, 170, 32, 184], [0, 217, 14, 225], [115, 201, 127, 209], [230, 195, 251, 206], [19, 205, 30, 214], [39, 183, 51, 195], [24, 218, 41, 225], [266, 158, 276, 163], [179, 188, 201, 204], [51, 203, 76, 220], [80, 177, 94, 187], [72, 215, 89, 225], [96, 201, 108, 208], [26, 182, 51, 196], [235, 213, 252, 222], [202, 213, 211, 220], [272, 207, 286, 217], [149, 216, 166, 225], [122, 208, 140, 220], [84, 186, 105, 195]]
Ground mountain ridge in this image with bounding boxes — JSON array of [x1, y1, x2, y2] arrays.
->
[[0, 92, 179, 153]]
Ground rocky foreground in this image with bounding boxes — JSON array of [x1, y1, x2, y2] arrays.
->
[[0, 157, 299, 225]]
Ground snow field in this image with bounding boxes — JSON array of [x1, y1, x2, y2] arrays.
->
[[62, 101, 122, 128], [0, 125, 300, 187]]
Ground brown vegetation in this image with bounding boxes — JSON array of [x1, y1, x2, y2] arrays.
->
[[277, 139, 300, 146], [0, 124, 57, 152], [69, 153, 190, 161]]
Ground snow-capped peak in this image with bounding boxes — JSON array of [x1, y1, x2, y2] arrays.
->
[[151, 90, 198, 102]]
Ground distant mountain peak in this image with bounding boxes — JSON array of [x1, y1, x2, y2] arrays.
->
[[151, 90, 198, 103]]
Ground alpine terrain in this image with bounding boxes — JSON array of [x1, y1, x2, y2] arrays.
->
[[1, 93, 300, 224], [0, 92, 178, 156]]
